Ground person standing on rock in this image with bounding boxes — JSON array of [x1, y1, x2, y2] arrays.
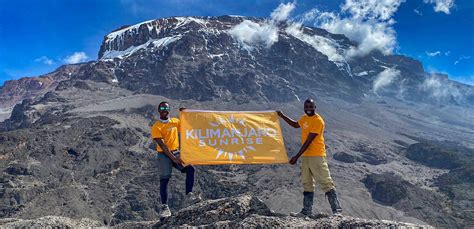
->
[[277, 98, 342, 217], [151, 101, 201, 218]]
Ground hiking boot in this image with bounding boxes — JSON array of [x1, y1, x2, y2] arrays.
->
[[158, 204, 171, 218], [290, 210, 312, 218], [184, 192, 202, 207], [311, 213, 330, 219], [290, 192, 314, 217], [325, 189, 342, 214]]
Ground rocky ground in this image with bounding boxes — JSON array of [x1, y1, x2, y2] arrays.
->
[[1, 80, 472, 227], [1, 195, 432, 228]]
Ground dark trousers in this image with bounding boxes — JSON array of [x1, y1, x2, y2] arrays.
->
[[157, 151, 195, 204]]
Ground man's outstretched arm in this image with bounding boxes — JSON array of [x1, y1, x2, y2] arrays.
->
[[276, 111, 300, 128], [289, 133, 317, 164], [154, 138, 183, 165]]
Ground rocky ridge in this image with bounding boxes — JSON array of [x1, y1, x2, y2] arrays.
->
[[1, 195, 431, 228]]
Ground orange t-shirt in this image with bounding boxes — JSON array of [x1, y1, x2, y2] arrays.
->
[[151, 118, 180, 152], [298, 114, 326, 157]]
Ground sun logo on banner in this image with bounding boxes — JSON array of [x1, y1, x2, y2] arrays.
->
[[208, 115, 257, 161]]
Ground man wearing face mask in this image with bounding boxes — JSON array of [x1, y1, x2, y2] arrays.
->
[[277, 98, 342, 217], [151, 101, 201, 218]]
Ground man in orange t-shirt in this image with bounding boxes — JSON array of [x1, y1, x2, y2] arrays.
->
[[277, 98, 342, 217], [151, 101, 201, 218]]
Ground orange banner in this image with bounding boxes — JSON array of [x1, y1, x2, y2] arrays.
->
[[180, 110, 288, 165]]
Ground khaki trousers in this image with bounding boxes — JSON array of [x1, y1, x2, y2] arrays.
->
[[301, 156, 335, 193]]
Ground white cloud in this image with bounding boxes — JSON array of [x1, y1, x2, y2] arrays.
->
[[228, 20, 278, 49], [64, 52, 89, 64], [426, 51, 451, 57], [229, 2, 295, 49], [34, 56, 54, 65], [270, 2, 296, 22], [426, 51, 441, 57], [424, 0, 455, 14], [454, 55, 471, 65], [229, 0, 454, 57], [421, 75, 461, 100], [305, 0, 403, 58], [296, 0, 455, 58], [334, 18, 397, 57], [414, 8, 423, 16], [341, 0, 404, 21], [373, 68, 400, 93]]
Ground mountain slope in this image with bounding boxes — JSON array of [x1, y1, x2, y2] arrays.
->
[[0, 64, 85, 121], [90, 16, 473, 105], [0, 16, 473, 227]]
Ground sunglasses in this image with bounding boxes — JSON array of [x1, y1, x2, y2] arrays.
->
[[159, 106, 170, 111]]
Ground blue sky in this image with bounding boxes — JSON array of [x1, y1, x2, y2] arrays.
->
[[0, 0, 473, 86]]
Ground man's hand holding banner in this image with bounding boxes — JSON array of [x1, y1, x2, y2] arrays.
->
[[180, 110, 288, 165]]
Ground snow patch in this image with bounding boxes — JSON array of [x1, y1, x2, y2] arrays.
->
[[101, 35, 182, 60], [151, 35, 182, 48], [372, 57, 392, 69], [175, 17, 207, 28], [209, 53, 225, 58], [106, 20, 155, 43], [355, 71, 368, 76], [103, 17, 210, 55]]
